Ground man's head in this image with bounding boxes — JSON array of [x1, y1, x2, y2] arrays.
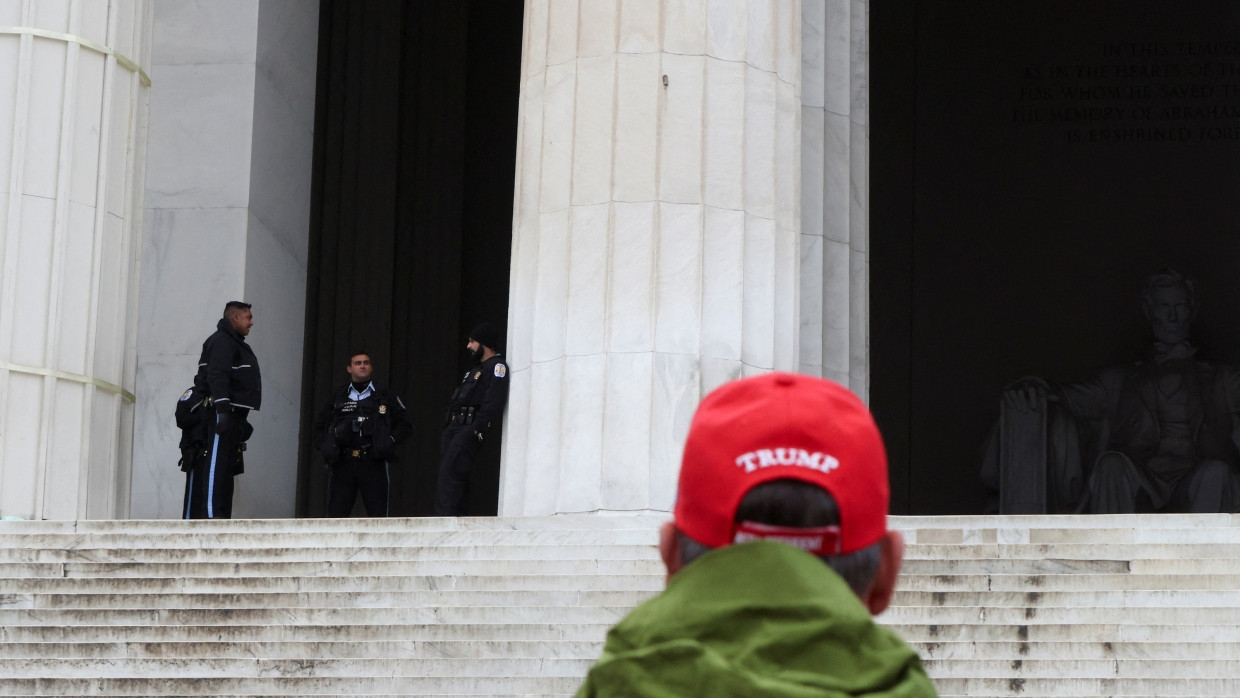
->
[[467, 323, 500, 363], [662, 372, 903, 615], [1141, 269, 1197, 345], [346, 352, 373, 383], [224, 301, 253, 336]]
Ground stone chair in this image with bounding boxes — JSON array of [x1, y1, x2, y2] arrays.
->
[[980, 390, 1098, 514]]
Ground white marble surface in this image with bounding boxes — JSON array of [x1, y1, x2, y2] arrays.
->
[[657, 54, 705, 204], [654, 202, 703, 356], [571, 56, 614, 206], [600, 352, 653, 509], [143, 62, 256, 210], [613, 53, 659, 203], [0, 0, 150, 519], [578, 0, 617, 58], [150, 0, 259, 66], [798, 0, 869, 394], [132, 0, 317, 519], [609, 202, 655, 353], [506, 0, 802, 518], [556, 354, 606, 512], [700, 206, 743, 361], [619, 0, 660, 54], [565, 204, 608, 356]]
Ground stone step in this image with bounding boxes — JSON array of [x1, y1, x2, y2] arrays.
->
[[0, 622, 611, 643], [0, 528, 658, 549], [910, 640, 1240, 660], [902, 543, 1240, 558], [0, 605, 631, 627], [889, 589, 1240, 607], [3, 512, 1229, 533], [0, 558, 664, 579], [0, 639, 603, 660], [0, 675, 582, 696], [0, 573, 664, 594], [0, 656, 595, 679], [931, 676, 1240, 697], [0, 514, 664, 535], [1, 514, 1237, 695], [882, 605, 1240, 624], [4, 587, 1234, 611], [905, 557, 1240, 575], [0, 589, 658, 610], [893, 513, 1240, 529], [0, 544, 659, 564], [908, 526, 1240, 545], [900, 558, 1131, 574], [885, 622, 1240, 643], [12, 537, 1240, 560], [898, 572, 1240, 591], [924, 658, 1240, 679]]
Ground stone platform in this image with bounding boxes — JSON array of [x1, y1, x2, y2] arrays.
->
[[1, 514, 1239, 695]]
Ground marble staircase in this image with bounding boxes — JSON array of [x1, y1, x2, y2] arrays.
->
[[1, 514, 1239, 695]]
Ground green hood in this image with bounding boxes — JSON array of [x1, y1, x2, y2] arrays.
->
[[577, 541, 936, 697]]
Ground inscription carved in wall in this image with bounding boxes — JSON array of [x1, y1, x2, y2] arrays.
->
[[1012, 41, 1240, 143]]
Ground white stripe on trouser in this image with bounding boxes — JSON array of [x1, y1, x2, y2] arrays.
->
[[207, 415, 222, 518], [184, 475, 193, 519], [385, 461, 391, 516]]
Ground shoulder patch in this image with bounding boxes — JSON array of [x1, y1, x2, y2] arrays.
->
[[179, 388, 194, 402], [494, 363, 507, 378]]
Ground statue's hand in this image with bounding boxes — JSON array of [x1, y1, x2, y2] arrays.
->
[[1003, 377, 1051, 412]]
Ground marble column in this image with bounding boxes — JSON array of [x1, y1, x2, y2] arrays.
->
[[799, 0, 868, 399], [501, 0, 801, 516], [0, 0, 153, 519]]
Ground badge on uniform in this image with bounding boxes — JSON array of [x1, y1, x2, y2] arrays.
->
[[474, 371, 481, 380], [379, 404, 387, 414], [179, 388, 194, 402], [494, 363, 507, 378]]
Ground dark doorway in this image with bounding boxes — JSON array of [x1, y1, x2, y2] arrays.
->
[[296, 0, 523, 517], [872, 1, 1240, 514]]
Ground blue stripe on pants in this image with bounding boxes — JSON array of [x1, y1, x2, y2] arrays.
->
[[207, 415, 222, 518]]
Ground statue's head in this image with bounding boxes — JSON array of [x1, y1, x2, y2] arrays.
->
[[1141, 268, 1198, 345]]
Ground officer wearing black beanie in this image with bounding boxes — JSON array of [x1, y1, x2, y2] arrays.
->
[[436, 323, 509, 515]]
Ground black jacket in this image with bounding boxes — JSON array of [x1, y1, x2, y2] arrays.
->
[[195, 318, 262, 411], [314, 381, 412, 462], [447, 353, 509, 435]]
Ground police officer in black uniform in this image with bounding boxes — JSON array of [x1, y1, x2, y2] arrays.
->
[[314, 352, 412, 517], [436, 323, 509, 516], [184, 301, 261, 519]]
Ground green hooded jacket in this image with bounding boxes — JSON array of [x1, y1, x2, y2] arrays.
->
[[576, 540, 936, 697]]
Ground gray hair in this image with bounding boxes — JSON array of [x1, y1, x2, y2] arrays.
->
[[676, 479, 883, 598]]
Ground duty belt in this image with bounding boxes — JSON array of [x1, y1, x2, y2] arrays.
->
[[449, 406, 477, 424], [345, 448, 371, 459]]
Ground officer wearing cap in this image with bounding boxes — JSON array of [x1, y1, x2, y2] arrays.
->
[[314, 352, 412, 517], [576, 373, 935, 696], [184, 301, 261, 519], [435, 323, 509, 516]]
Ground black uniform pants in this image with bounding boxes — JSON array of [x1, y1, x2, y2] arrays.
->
[[184, 409, 248, 519], [435, 422, 480, 516], [328, 456, 391, 517]]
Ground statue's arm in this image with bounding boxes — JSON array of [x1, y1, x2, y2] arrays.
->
[[1057, 367, 1122, 421]]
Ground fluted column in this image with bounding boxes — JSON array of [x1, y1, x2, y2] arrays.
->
[[501, 0, 801, 515], [0, 0, 152, 519], [799, 0, 868, 399]]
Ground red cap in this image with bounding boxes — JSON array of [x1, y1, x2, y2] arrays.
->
[[673, 372, 889, 555]]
